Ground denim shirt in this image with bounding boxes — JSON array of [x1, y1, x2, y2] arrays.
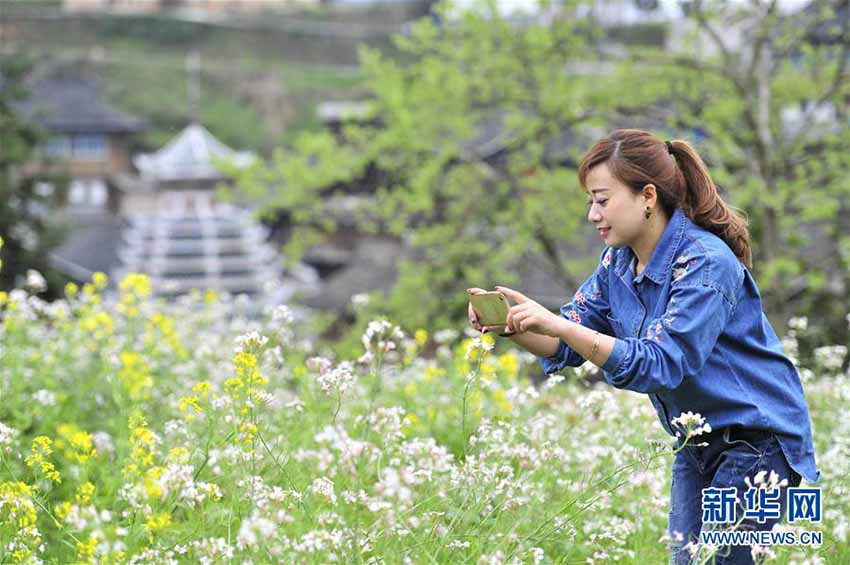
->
[[539, 207, 820, 484]]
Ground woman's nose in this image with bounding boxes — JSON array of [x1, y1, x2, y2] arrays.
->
[[587, 204, 602, 223]]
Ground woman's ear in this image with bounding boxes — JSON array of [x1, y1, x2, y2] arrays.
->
[[642, 184, 658, 206]]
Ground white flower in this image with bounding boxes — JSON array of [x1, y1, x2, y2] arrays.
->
[[750, 544, 776, 561], [465, 337, 494, 361], [543, 374, 565, 390], [360, 319, 405, 358], [351, 293, 370, 308], [0, 422, 17, 450], [234, 331, 269, 353], [433, 329, 460, 344], [237, 514, 276, 549], [92, 431, 115, 455], [814, 345, 847, 372], [314, 361, 356, 396], [529, 547, 544, 564], [670, 411, 711, 439], [32, 390, 56, 407], [446, 540, 471, 549], [306, 356, 333, 375], [25, 269, 47, 293], [310, 477, 337, 505], [788, 316, 808, 331], [271, 304, 294, 324], [670, 411, 705, 428]]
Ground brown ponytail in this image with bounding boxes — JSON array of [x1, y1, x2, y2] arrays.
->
[[578, 129, 753, 269]]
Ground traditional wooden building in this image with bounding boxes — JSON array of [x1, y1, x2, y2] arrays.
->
[[15, 77, 146, 213], [111, 122, 318, 303]]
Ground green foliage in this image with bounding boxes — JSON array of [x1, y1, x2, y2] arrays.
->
[[234, 0, 607, 339], [612, 1, 849, 328], [0, 53, 69, 293], [234, 0, 849, 347]]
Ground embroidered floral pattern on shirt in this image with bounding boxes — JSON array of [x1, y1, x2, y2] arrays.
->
[[602, 249, 612, 268], [572, 282, 603, 313], [646, 320, 665, 343], [645, 297, 679, 343], [565, 309, 582, 324], [672, 254, 698, 283]]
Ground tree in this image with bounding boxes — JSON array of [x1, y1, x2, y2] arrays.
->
[[232, 0, 849, 347], [612, 0, 849, 340], [231, 0, 612, 336], [0, 53, 69, 294]]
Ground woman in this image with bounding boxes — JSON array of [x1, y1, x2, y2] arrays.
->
[[467, 129, 819, 564]]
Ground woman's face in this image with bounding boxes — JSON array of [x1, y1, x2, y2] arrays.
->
[[584, 163, 653, 248]]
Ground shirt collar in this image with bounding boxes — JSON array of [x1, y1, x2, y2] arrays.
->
[[618, 207, 687, 285]]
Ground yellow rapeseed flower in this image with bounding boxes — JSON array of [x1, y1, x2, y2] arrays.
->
[[178, 396, 202, 421], [492, 389, 513, 415], [192, 382, 212, 399], [118, 273, 151, 299], [0, 481, 40, 561], [144, 512, 172, 538], [423, 366, 445, 384], [401, 413, 421, 436], [143, 467, 164, 500], [65, 282, 79, 299], [239, 422, 258, 446], [92, 271, 108, 290], [168, 447, 189, 464], [76, 482, 95, 505], [55, 501, 73, 522], [117, 273, 151, 318], [25, 436, 61, 483], [118, 351, 154, 400], [497, 352, 520, 382], [415, 329, 429, 347], [56, 423, 97, 463], [125, 413, 157, 478], [76, 535, 98, 562]]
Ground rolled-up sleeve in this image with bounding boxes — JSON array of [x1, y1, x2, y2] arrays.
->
[[601, 253, 740, 393], [539, 247, 614, 375]]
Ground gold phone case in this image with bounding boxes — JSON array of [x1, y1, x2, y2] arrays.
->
[[469, 292, 510, 326]]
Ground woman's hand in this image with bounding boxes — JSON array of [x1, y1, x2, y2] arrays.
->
[[466, 287, 490, 333], [495, 286, 566, 338]]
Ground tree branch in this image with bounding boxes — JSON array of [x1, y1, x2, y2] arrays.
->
[[745, 0, 778, 80], [691, 0, 735, 68], [784, 13, 850, 150]]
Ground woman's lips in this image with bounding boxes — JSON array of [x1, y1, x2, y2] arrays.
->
[[598, 227, 610, 238]]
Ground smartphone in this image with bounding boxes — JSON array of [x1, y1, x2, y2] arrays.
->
[[469, 291, 510, 327]]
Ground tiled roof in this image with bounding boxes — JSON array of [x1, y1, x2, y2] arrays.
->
[[134, 122, 255, 182], [14, 78, 146, 134]]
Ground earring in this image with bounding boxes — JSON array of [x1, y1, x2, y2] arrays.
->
[[645, 206, 652, 220]]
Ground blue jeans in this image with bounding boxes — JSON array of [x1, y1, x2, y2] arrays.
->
[[668, 427, 802, 564]]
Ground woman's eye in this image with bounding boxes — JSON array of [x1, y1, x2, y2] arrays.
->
[[598, 199, 608, 206]]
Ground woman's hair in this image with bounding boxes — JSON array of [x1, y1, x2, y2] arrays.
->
[[577, 128, 752, 269]]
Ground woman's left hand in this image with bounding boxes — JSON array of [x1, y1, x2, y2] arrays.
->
[[495, 286, 567, 338]]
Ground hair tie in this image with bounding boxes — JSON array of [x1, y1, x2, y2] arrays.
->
[[665, 140, 674, 155]]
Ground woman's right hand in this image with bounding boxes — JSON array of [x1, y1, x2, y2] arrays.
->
[[466, 287, 489, 334]]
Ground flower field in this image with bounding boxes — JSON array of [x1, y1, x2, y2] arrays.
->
[[0, 269, 847, 563]]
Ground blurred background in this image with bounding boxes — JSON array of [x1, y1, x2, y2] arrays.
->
[[1, 0, 847, 364]]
